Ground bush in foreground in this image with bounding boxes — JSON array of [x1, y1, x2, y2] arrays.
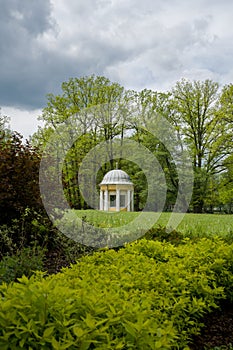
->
[[0, 238, 233, 349]]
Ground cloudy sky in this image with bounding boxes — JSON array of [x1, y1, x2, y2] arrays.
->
[[1, 0, 233, 139]]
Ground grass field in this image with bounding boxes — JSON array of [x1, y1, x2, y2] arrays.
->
[[74, 209, 233, 237]]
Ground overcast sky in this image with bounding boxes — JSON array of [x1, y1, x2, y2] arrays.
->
[[1, 0, 233, 139]]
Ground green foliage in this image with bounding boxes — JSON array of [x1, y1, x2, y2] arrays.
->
[[1, 238, 233, 349], [0, 246, 45, 284], [144, 225, 184, 245], [0, 208, 94, 278], [0, 208, 56, 256], [170, 79, 225, 213], [38, 75, 127, 209], [0, 224, 17, 258], [1, 76, 233, 220], [31, 76, 233, 212], [0, 132, 42, 224]]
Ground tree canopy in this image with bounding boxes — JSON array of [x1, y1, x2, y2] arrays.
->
[[2, 75, 233, 215]]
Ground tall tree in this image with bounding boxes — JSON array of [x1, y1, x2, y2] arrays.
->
[[38, 75, 127, 209], [128, 89, 180, 210], [170, 79, 227, 212]]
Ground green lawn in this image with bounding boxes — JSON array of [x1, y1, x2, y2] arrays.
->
[[74, 210, 233, 237]]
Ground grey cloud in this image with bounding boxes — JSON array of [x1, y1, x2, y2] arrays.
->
[[0, 0, 53, 37], [1, 0, 233, 111], [0, 0, 56, 108]]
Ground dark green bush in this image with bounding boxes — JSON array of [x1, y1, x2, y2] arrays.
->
[[0, 246, 45, 284], [0, 224, 17, 258], [144, 225, 185, 245], [0, 208, 55, 257], [0, 208, 94, 275]]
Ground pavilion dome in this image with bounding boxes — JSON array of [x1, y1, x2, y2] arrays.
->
[[100, 169, 133, 185]]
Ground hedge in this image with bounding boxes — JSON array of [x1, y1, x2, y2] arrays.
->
[[0, 237, 233, 349]]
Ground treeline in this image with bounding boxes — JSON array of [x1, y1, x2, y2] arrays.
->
[[0, 75, 233, 228], [33, 75, 233, 214]]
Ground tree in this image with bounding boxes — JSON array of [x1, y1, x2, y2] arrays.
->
[[219, 83, 233, 124], [170, 79, 227, 213], [37, 75, 127, 209], [34, 77, 233, 213], [127, 89, 180, 210], [207, 83, 233, 212], [217, 153, 233, 213], [0, 133, 43, 224], [0, 109, 11, 141]]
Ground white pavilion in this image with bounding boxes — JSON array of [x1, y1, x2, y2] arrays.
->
[[99, 168, 134, 212]]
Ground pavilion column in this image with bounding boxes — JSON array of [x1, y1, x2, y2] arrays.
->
[[127, 190, 131, 212], [99, 190, 104, 210], [116, 188, 120, 212], [131, 190, 134, 212], [104, 189, 109, 211]]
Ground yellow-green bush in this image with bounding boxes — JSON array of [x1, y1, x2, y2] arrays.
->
[[0, 238, 233, 349]]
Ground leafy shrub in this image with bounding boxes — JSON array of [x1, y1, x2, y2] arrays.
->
[[144, 225, 185, 245], [0, 208, 55, 258], [0, 238, 233, 349], [0, 224, 17, 258], [0, 246, 45, 284], [0, 208, 93, 275], [144, 224, 233, 246]]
